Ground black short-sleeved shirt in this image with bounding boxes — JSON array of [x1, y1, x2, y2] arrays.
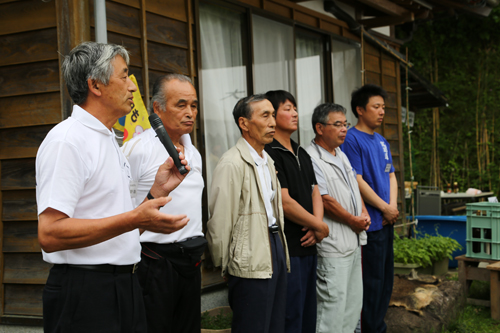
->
[[265, 139, 317, 257]]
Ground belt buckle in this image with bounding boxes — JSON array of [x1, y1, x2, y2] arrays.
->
[[269, 225, 279, 233], [132, 263, 139, 274]]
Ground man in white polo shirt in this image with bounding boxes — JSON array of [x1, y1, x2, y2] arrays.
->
[[122, 74, 205, 333], [36, 42, 190, 333]]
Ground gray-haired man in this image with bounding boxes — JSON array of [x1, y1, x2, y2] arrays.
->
[[36, 42, 189, 332], [207, 95, 290, 333], [122, 74, 205, 333], [305, 103, 370, 333]]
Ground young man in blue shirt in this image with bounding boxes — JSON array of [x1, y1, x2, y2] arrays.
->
[[342, 84, 399, 333]]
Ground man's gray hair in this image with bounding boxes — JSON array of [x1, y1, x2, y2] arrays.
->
[[312, 103, 346, 134], [61, 42, 130, 105], [232, 94, 268, 134], [150, 74, 193, 113]]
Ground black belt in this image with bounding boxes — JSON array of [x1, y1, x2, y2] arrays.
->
[[269, 224, 279, 233], [58, 263, 138, 274]]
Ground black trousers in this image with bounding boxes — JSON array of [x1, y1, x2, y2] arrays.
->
[[43, 264, 147, 333], [137, 242, 202, 333], [361, 225, 394, 333], [228, 231, 288, 333]]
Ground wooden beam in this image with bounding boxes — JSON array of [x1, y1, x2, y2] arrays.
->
[[356, 0, 410, 16], [431, 0, 492, 17], [56, 0, 91, 120], [139, 0, 149, 109], [360, 12, 414, 28]]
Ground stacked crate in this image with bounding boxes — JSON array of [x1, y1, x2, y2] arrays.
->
[[466, 202, 500, 260]]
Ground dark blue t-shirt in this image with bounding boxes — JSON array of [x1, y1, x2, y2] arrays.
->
[[341, 127, 394, 232]]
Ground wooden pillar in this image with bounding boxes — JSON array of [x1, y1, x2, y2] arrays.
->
[[139, 0, 150, 109], [55, 0, 91, 120]]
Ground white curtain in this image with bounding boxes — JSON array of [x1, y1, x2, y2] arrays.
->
[[296, 33, 324, 145], [199, 3, 247, 190], [252, 15, 295, 96], [331, 39, 362, 126]]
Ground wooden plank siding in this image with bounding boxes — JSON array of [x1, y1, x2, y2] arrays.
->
[[0, 0, 60, 321], [362, 40, 406, 220]]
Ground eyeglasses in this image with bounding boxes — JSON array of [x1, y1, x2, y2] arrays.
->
[[321, 122, 351, 129]]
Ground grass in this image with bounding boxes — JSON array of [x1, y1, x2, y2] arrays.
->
[[443, 305, 500, 332], [442, 279, 500, 332], [200, 308, 232, 330]]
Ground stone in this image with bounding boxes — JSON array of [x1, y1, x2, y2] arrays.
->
[[386, 275, 464, 333]]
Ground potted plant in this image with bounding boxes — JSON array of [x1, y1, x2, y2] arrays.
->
[[201, 306, 232, 332], [394, 231, 462, 276]]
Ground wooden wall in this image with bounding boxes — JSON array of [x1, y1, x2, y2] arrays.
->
[[363, 41, 406, 218], [0, 0, 59, 323]]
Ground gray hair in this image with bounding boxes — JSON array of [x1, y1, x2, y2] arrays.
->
[[150, 74, 193, 113], [61, 42, 130, 105], [312, 103, 346, 134], [233, 94, 268, 133]]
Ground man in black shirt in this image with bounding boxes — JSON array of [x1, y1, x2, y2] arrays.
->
[[264, 90, 329, 333]]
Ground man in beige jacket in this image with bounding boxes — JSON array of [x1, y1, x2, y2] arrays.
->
[[207, 94, 290, 333]]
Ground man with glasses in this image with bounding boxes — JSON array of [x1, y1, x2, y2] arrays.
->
[[306, 103, 370, 333], [342, 84, 399, 333]]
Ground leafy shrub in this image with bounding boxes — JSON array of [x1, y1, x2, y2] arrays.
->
[[394, 231, 462, 268], [201, 308, 232, 330]]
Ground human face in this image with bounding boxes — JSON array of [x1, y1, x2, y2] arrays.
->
[[319, 112, 348, 150], [99, 55, 137, 118], [275, 99, 298, 133], [241, 99, 276, 150], [155, 79, 198, 139], [357, 95, 385, 130]]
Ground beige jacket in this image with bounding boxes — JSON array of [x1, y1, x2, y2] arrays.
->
[[207, 137, 290, 279]]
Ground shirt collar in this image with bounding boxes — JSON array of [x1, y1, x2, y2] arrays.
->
[[244, 139, 268, 166], [179, 133, 193, 149], [71, 105, 113, 136]]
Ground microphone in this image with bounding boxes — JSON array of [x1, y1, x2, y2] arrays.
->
[[148, 113, 188, 175]]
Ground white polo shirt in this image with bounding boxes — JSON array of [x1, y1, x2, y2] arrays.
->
[[122, 128, 204, 244], [36, 105, 141, 265]]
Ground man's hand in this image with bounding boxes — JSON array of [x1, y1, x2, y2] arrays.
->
[[313, 221, 329, 243], [382, 204, 399, 225], [348, 215, 370, 234], [300, 227, 317, 247], [150, 148, 190, 198], [135, 196, 189, 234], [361, 212, 371, 231]]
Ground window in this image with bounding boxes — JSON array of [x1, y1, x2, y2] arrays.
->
[[252, 15, 295, 96], [199, 2, 361, 191], [296, 29, 325, 145], [199, 3, 248, 188], [331, 39, 361, 125]]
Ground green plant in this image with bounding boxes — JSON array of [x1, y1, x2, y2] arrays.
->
[[201, 309, 232, 330], [394, 231, 462, 268]]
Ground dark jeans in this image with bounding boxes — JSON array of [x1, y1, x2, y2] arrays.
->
[[361, 225, 394, 333], [43, 265, 146, 333], [285, 254, 318, 333], [228, 231, 287, 333], [138, 242, 202, 333]]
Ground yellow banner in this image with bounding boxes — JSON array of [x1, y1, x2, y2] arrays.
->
[[113, 74, 151, 142]]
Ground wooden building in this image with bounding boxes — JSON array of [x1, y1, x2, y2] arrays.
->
[[0, 0, 489, 325]]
